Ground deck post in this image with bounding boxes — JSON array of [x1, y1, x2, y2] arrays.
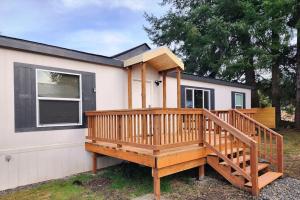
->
[[153, 114, 161, 155], [153, 168, 161, 200], [250, 142, 259, 196], [198, 165, 205, 180], [162, 71, 167, 108], [176, 67, 181, 108], [128, 66, 132, 109], [117, 115, 122, 148], [277, 136, 284, 173], [141, 62, 147, 108], [93, 153, 97, 174]]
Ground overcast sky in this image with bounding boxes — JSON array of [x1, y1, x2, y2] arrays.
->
[[0, 0, 167, 56]]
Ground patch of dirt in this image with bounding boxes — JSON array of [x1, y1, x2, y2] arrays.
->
[[84, 177, 112, 192], [84, 177, 130, 200], [284, 155, 300, 180]]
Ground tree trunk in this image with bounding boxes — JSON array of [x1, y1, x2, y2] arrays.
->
[[245, 68, 259, 108], [271, 32, 281, 129], [295, 27, 300, 130]]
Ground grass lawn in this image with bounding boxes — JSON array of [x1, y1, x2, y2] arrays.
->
[[280, 129, 300, 179], [0, 129, 299, 200]]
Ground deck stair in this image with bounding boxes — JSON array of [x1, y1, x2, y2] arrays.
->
[[203, 109, 283, 196]]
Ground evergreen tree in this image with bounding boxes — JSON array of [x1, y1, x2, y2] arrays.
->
[[145, 0, 293, 128]]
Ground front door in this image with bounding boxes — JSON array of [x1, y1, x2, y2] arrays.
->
[[132, 80, 153, 108]]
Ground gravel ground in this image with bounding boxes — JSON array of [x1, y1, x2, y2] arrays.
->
[[134, 176, 300, 200], [259, 177, 300, 200]]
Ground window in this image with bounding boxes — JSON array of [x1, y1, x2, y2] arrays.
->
[[234, 93, 244, 109], [36, 69, 82, 127], [185, 88, 210, 109]]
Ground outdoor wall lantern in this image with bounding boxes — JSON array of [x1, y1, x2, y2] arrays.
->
[[155, 80, 162, 86]]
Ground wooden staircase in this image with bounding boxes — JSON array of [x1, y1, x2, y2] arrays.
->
[[203, 109, 283, 196]]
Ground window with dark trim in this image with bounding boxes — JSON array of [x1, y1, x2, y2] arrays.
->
[[231, 92, 246, 109], [181, 85, 215, 110], [185, 88, 211, 109], [14, 62, 96, 132]]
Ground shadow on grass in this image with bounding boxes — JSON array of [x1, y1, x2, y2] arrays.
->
[[97, 162, 198, 197]]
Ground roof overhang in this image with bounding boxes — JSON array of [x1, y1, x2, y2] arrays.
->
[[123, 46, 184, 71]]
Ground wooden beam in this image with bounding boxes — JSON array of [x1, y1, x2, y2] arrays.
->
[[162, 71, 167, 108], [157, 158, 205, 178], [176, 67, 181, 108], [127, 66, 132, 109], [85, 143, 155, 167], [141, 62, 147, 108]]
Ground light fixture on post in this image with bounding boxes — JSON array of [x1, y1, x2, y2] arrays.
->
[[154, 80, 162, 86]]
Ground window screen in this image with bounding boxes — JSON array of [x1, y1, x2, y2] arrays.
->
[[39, 100, 80, 124]]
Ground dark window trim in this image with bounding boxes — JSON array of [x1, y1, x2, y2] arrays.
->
[[181, 85, 215, 110], [231, 91, 246, 109], [14, 62, 96, 133]]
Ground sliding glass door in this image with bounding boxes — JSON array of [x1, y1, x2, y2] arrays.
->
[[185, 88, 211, 109]]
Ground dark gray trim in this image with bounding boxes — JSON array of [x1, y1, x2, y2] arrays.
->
[[231, 91, 246, 109], [181, 85, 215, 110], [169, 72, 253, 90], [0, 35, 123, 67], [112, 43, 151, 60], [14, 62, 96, 132]]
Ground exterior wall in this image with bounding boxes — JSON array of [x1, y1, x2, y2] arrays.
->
[[0, 48, 124, 191], [0, 47, 251, 191], [131, 63, 162, 108], [166, 77, 251, 109]]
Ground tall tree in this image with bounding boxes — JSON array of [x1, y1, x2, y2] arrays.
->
[[262, 0, 292, 127], [145, 0, 263, 105], [288, 0, 300, 129], [145, 0, 293, 128]]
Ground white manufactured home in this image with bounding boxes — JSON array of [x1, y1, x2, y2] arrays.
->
[[0, 36, 281, 199]]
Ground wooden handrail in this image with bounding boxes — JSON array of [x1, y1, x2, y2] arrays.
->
[[232, 109, 283, 173], [203, 109, 256, 146], [204, 109, 259, 191], [233, 109, 282, 138], [213, 109, 283, 174], [86, 108, 205, 154], [86, 108, 203, 116]]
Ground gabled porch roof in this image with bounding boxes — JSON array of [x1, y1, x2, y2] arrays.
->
[[123, 46, 184, 71]]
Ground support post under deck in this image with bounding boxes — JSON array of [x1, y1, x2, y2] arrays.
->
[[198, 165, 205, 180], [93, 153, 97, 174], [153, 168, 161, 200]]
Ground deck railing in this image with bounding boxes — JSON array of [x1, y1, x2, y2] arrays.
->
[[86, 108, 204, 154], [214, 109, 283, 173], [203, 109, 259, 194]]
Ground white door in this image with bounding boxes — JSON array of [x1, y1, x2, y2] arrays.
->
[[132, 80, 152, 108]]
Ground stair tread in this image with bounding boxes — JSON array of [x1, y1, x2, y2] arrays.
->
[[245, 172, 283, 189], [209, 147, 243, 156], [232, 163, 269, 176], [220, 155, 250, 165]]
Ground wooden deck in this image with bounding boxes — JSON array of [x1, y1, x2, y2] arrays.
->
[[85, 108, 283, 200]]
